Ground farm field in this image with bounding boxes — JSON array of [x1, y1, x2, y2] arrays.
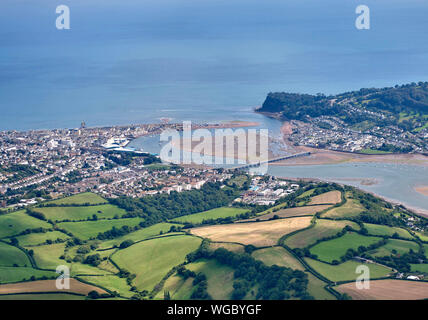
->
[[0, 210, 51, 239], [322, 196, 364, 218], [191, 217, 313, 247], [285, 219, 359, 249], [335, 280, 428, 300], [187, 259, 235, 300], [171, 207, 249, 224], [305, 258, 392, 282], [305, 273, 336, 300], [57, 217, 144, 240], [0, 242, 30, 267], [15, 231, 70, 247], [243, 205, 331, 222], [33, 204, 127, 222], [415, 231, 428, 242], [310, 232, 381, 263], [97, 223, 181, 249], [363, 223, 414, 239], [29, 243, 110, 276], [309, 191, 342, 205], [254, 202, 288, 217], [369, 239, 420, 257], [0, 267, 56, 284], [410, 264, 428, 273], [208, 242, 245, 253], [156, 275, 194, 300], [297, 189, 316, 199], [252, 247, 305, 271], [251, 246, 336, 299], [0, 278, 106, 296], [29, 243, 67, 269], [111, 235, 202, 292], [47, 192, 107, 205], [251, 247, 335, 300], [79, 275, 134, 298]]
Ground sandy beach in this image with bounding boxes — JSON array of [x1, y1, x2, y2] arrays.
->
[[275, 122, 428, 167], [415, 186, 428, 197]]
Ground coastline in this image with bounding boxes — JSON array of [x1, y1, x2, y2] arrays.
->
[[275, 121, 428, 167], [276, 175, 428, 218]]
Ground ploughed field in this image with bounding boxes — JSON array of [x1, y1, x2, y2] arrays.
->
[[0, 188, 427, 300], [190, 217, 313, 247], [335, 280, 428, 300]]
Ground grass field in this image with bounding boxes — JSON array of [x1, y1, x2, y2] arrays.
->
[[285, 219, 360, 249], [0, 210, 51, 239], [369, 239, 420, 258], [57, 217, 144, 240], [187, 259, 235, 300], [98, 223, 181, 249], [251, 247, 335, 300], [15, 231, 70, 247], [111, 235, 202, 292], [33, 204, 127, 222], [309, 191, 342, 205], [0, 278, 106, 296], [79, 275, 134, 298], [0, 267, 56, 284], [0, 242, 30, 267], [415, 231, 428, 242], [47, 192, 107, 205], [243, 205, 331, 222], [305, 273, 336, 300], [208, 242, 245, 253], [410, 264, 428, 273], [322, 195, 364, 218], [309, 232, 381, 263], [252, 247, 305, 270], [363, 223, 413, 239], [30, 243, 67, 269], [30, 243, 110, 276], [156, 275, 194, 300], [172, 207, 249, 224], [335, 280, 428, 300], [191, 217, 313, 247], [359, 149, 392, 154], [297, 189, 315, 199], [305, 258, 392, 282]]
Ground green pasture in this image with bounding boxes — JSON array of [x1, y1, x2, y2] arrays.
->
[[111, 235, 202, 292]]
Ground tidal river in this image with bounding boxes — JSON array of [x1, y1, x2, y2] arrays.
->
[[268, 162, 428, 215]]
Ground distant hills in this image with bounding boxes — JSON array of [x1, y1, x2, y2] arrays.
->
[[257, 82, 428, 154], [257, 82, 428, 131]]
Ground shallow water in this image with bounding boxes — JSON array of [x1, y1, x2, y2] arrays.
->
[[268, 162, 428, 213]]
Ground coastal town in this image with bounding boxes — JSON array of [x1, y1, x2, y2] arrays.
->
[[0, 121, 257, 209], [285, 115, 428, 154]]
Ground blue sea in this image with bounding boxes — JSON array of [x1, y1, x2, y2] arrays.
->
[[1, 0, 428, 130]]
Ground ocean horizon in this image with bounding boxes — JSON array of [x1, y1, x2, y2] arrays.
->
[[1, 0, 428, 131]]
